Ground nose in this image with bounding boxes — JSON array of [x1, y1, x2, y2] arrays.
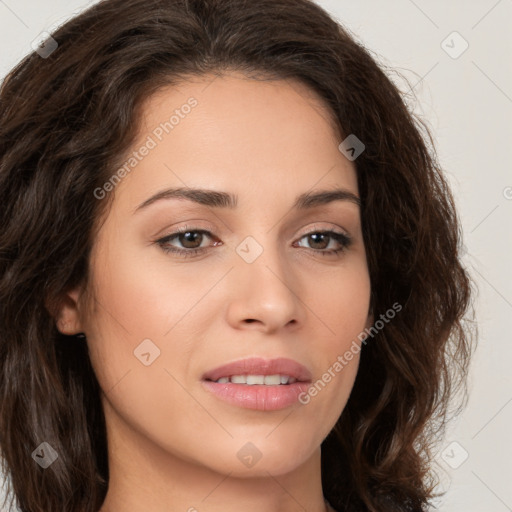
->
[[225, 241, 304, 334]]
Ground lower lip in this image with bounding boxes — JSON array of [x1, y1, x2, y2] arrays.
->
[[201, 380, 311, 411]]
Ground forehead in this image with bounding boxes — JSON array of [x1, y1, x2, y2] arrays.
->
[[138, 71, 342, 141], [111, 72, 357, 213]]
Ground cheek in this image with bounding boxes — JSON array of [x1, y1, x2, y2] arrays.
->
[[85, 237, 210, 340], [82, 259, 202, 452], [299, 262, 370, 420], [312, 259, 371, 346], [82, 240, 219, 404]]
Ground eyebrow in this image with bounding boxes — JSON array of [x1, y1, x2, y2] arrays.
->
[[134, 186, 361, 213]]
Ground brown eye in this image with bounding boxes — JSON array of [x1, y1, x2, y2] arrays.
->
[[177, 231, 204, 249], [306, 233, 330, 250], [295, 230, 352, 256], [157, 228, 216, 257]]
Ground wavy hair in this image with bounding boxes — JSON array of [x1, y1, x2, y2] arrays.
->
[[0, 0, 475, 510]]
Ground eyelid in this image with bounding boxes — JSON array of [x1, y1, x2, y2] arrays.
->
[[296, 222, 350, 238]]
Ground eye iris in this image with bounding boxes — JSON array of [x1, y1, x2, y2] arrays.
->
[[308, 233, 328, 250], [180, 231, 203, 249]]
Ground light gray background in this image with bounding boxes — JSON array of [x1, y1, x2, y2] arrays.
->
[[0, 0, 511, 511]]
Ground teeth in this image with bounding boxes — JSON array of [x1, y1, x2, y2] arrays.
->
[[214, 374, 296, 385], [246, 375, 265, 385], [264, 375, 281, 385]]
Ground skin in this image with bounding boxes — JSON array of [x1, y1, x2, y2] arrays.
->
[[56, 71, 373, 512]]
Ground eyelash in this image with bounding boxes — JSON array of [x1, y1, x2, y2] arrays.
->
[[155, 226, 352, 258]]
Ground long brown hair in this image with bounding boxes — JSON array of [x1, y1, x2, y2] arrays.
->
[[0, 0, 475, 510]]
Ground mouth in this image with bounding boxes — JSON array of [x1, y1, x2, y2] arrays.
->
[[206, 374, 300, 385], [201, 357, 312, 411], [201, 356, 312, 384]]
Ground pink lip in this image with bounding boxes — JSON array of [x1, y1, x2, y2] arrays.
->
[[201, 357, 312, 411]]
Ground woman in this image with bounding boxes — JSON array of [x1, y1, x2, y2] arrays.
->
[[0, 0, 475, 511]]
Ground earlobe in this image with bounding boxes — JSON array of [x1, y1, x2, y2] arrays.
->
[[48, 286, 85, 336]]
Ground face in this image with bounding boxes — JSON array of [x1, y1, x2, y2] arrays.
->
[[60, 72, 372, 478]]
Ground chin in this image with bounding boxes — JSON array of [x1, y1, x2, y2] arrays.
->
[[202, 436, 318, 478]]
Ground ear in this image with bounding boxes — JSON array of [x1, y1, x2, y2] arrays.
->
[[48, 286, 86, 336]]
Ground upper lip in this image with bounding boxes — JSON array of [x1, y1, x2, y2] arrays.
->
[[202, 357, 312, 382]]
